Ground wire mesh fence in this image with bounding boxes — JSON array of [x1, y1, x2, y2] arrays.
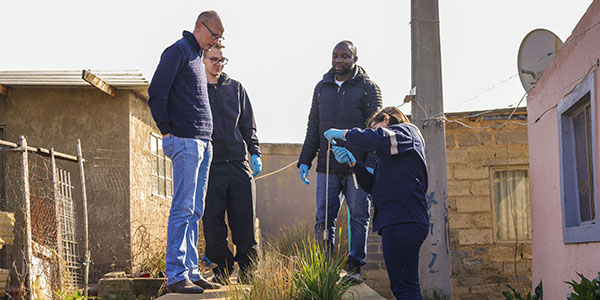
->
[[0, 137, 86, 299]]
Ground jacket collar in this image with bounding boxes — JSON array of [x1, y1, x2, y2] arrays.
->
[[182, 30, 203, 56], [322, 65, 367, 84], [215, 72, 230, 86]]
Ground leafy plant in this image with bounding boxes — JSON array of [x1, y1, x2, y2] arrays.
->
[[138, 250, 166, 278], [565, 273, 600, 300], [293, 241, 351, 300], [502, 281, 542, 300], [54, 290, 97, 300]]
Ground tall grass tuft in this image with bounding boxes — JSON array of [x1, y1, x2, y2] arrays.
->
[[271, 224, 315, 257], [293, 241, 351, 300], [228, 246, 295, 300], [228, 225, 352, 300]]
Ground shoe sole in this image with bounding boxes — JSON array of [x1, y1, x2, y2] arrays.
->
[[167, 288, 205, 294]]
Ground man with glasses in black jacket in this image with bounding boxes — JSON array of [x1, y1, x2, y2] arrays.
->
[[202, 43, 262, 285]]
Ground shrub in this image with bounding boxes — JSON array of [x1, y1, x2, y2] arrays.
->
[[502, 281, 542, 300], [565, 273, 600, 300]]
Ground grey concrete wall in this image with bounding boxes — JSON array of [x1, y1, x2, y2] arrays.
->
[[0, 87, 132, 280], [255, 143, 315, 238]]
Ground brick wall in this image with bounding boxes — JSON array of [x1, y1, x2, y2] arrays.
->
[[446, 108, 531, 299]]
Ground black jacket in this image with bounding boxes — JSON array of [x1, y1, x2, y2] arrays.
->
[[208, 73, 260, 163], [299, 66, 382, 174]]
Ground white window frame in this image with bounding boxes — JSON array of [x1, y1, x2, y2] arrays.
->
[[150, 132, 173, 198]]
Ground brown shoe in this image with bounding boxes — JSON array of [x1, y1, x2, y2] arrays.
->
[[167, 278, 204, 293], [193, 278, 222, 289]]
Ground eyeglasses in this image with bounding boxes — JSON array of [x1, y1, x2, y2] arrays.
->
[[205, 56, 229, 66], [201, 21, 224, 42]]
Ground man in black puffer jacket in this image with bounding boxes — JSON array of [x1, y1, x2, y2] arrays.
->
[[298, 40, 382, 284]]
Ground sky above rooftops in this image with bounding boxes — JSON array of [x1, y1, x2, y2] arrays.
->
[[0, 0, 593, 142]]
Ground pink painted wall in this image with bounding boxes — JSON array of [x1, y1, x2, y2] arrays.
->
[[527, 1, 600, 298]]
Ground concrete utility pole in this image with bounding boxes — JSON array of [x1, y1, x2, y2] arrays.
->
[[411, 0, 452, 298]]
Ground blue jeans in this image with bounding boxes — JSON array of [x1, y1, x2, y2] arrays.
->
[[162, 135, 212, 285], [315, 172, 370, 265]]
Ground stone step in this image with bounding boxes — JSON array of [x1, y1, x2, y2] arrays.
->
[[156, 272, 386, 300]]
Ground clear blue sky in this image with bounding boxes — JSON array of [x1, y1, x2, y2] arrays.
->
[[0, 0, 593, 142]]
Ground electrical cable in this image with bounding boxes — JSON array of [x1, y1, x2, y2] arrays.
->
[[444, 19, 600, 112]]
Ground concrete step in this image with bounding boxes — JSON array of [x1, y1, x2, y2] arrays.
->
[[156, 272, 386, 300]]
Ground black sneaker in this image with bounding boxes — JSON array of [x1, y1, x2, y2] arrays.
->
[[343, 272, 363, 285], [343, 260, 363, 285], [211, 265, 233, 285]]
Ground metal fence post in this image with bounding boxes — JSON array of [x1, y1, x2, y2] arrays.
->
[[76, 140, 89, 297], [50, 148, 65, 289], [19, 136, 34, 300]]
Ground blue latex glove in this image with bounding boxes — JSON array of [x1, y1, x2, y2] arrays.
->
[[298, 164, 310, 184], [324, 128, 347, 145], [366, 167, 374, 174], [332, 146, 355, 165], [201, 255, 211, 267], [251, 154, 262, 176]]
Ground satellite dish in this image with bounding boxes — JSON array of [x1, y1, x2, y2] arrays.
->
[[517, 29, 563, 92]]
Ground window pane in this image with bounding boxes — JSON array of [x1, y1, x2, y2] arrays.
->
[[166, 160, 173, 198], [158, 157, 165, 178], [572, 108, 593, 222], [166, 159, 172, 180], [152, 155, 158, 176], [150, 135, 158, 156], [167, 178, 173, 198], [158, 177, 165, 196], [151, 174, 158, 195], [158, 137, 164, 156], [493, 169, 531, 241], [585, 105, 595, 220]]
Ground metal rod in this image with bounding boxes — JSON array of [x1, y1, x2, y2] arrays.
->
[[0, 139, 81, 162], [76, 140, 89, 297], [20, 136, 34, 300], [50, 148, 65, 288], [324, 142, 330, 241]]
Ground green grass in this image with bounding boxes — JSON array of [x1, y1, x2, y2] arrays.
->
[[293, 240, 351, 300], [228, 225, 352, 300]]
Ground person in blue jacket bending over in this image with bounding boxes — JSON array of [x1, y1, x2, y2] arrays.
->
[[324, 106, 429, 300]]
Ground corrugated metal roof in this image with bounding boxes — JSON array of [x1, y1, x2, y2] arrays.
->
[[0, 69, 149, 98], [0, 70, 148, 87]]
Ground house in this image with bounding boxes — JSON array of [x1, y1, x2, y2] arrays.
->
[[256, 108, 532, 299], [526, 0, 600, 298], [0, 70, 167, 281]]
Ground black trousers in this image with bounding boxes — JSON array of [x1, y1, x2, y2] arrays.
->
[[381, 222, 429, 300], [203, 160, 257, 271]]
